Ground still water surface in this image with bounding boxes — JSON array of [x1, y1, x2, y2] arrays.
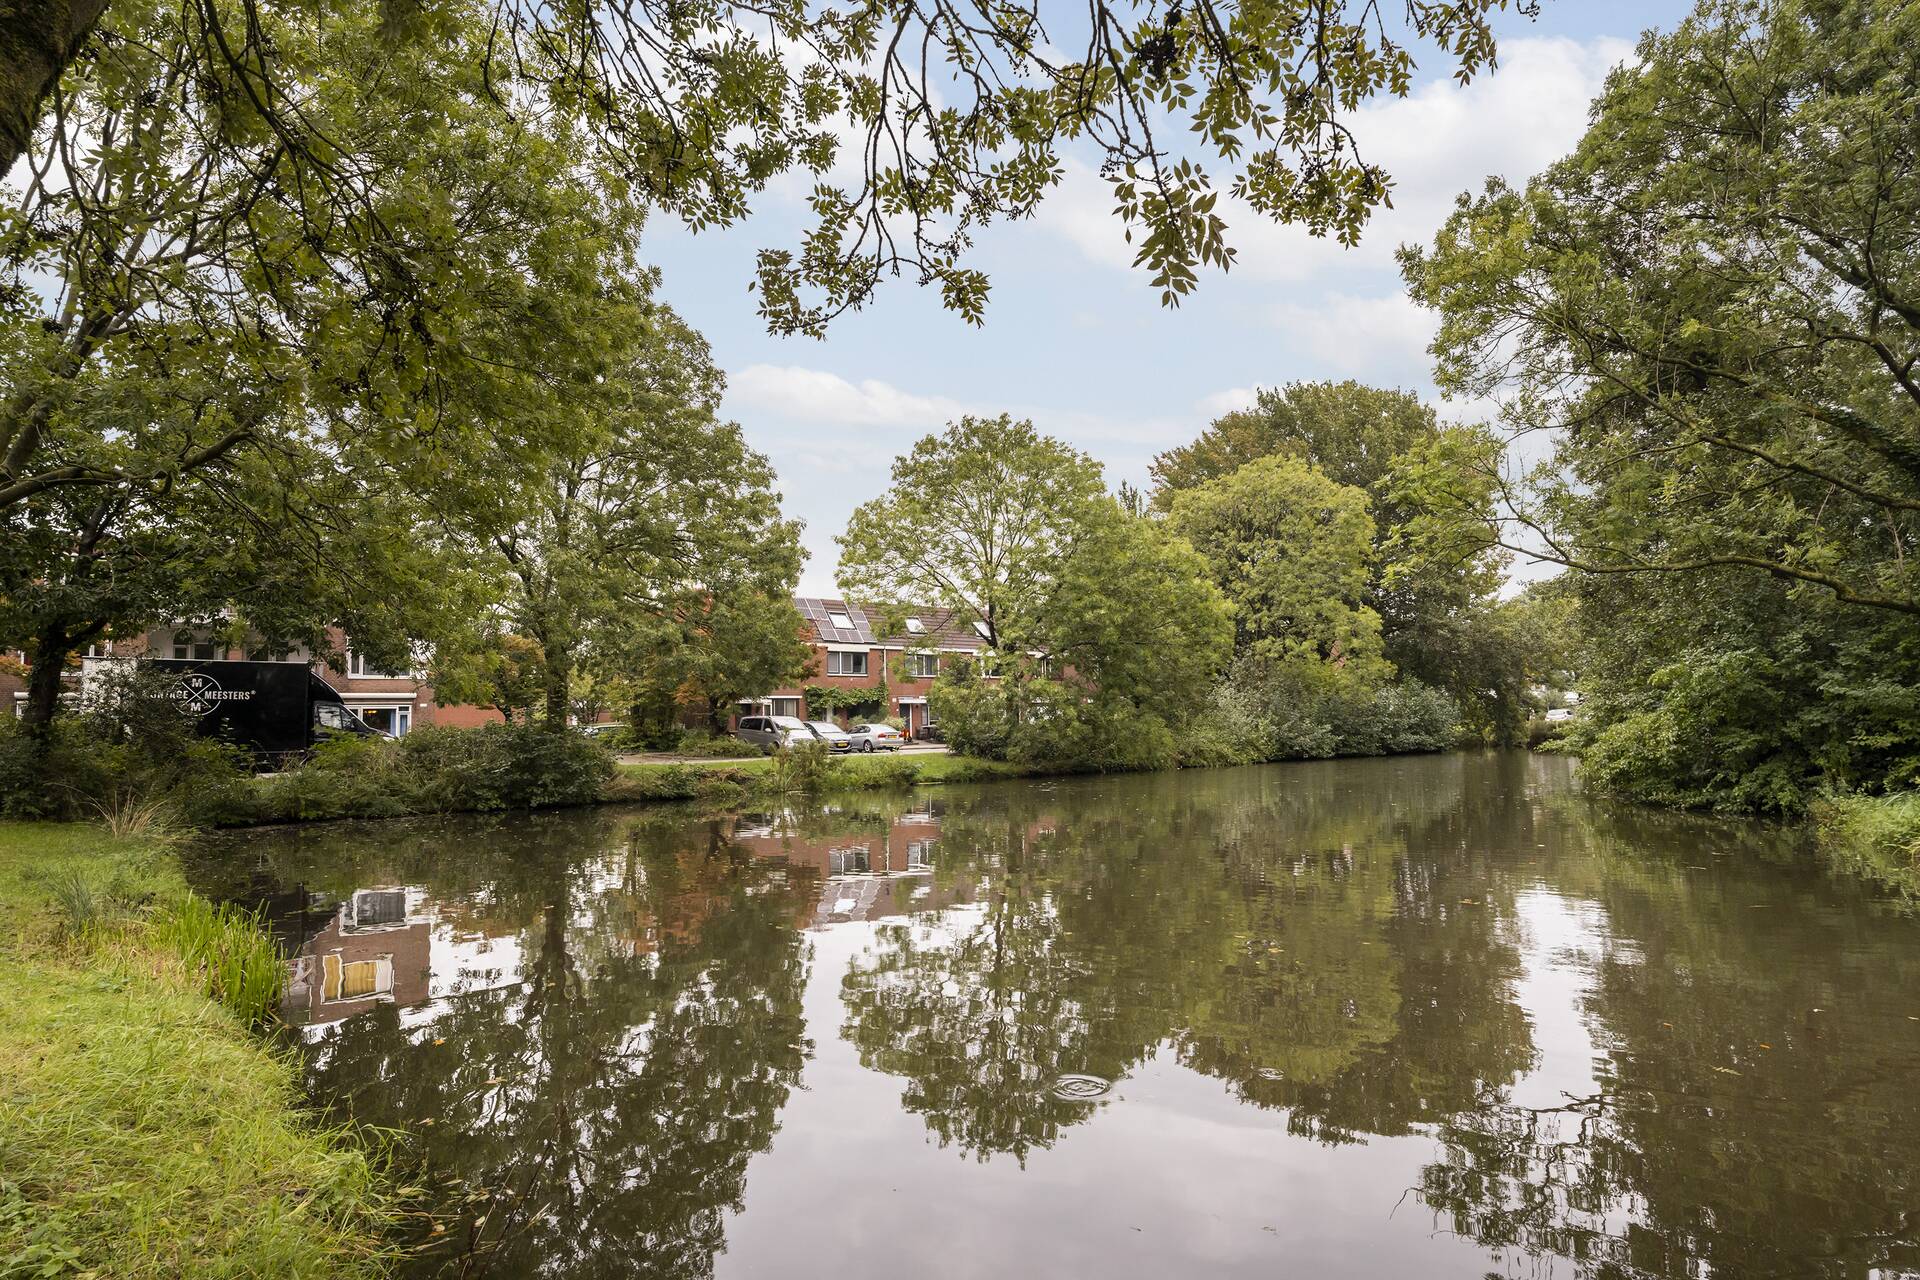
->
[[199, 752, 1920, 1279]]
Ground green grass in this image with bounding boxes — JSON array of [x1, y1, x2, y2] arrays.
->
[[604, 750, 1035, 804], [1814, 792, 1920, 894], [0, 821, 390, 1278]]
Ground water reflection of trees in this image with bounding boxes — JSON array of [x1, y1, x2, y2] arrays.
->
[[210, 754, 1920, 1278], [842, 757, 1538, 1158], [280, 811, 812, 1278], [1417, 794, 1920, 1279], [841, 755, 1920, 1277]]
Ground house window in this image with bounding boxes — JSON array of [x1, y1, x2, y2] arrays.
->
[[771, 697, 801, 718], [248, 643, 309, 663], [826, 651, 868, 677], [173, 639, 217, 661], [357, 706, 411, 736], [348, 651, 406, 679], [829, 846, 871, 876], [904, 618, 925, 635], [827, 610, 855, 630], [351, 889, 408, 928], [972, 620, 991, 640], [908, 653, 939, 679], [321, 953, 393, 1002]]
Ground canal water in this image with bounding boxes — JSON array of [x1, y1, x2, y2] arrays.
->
[[194, 752, 1920, 1279]]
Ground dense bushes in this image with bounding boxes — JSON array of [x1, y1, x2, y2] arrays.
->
[[0, 669, 254, 823], [243, 724, 613, 822], [674, 731, 764, 758], [1, 710, 614, 827], [928, 658, 1460, 775], [1181, 662, 1461, 767], [931, 673, 1184, 773]]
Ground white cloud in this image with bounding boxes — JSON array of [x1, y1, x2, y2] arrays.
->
[[1267, 292, 1438, 382], [1195, 386, 1259, 417], [1035, 35, 1632, 285], [728, 364, 969, 429]]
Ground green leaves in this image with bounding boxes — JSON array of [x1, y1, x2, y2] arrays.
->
[[1166, 453, 1384, 679], [1403, 0, 1920, 806]]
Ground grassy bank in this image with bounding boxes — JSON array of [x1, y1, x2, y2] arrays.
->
[[0, 823, 389, 1278], [1814, 793, 1920, 895], [603, 750, 1036, 804]]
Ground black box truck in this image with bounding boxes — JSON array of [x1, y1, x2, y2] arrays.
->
[[140, 659, 385, 761]]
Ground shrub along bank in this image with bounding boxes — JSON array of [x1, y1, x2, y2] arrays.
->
[[1814, 793, 1920, 896], [0, 822, 389, 1277]]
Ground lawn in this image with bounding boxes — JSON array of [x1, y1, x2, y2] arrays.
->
[[603, 749, 1036, 803], [0, 822, 390, 1278]]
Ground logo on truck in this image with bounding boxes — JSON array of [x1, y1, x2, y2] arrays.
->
[[168, 671, 253, 717]]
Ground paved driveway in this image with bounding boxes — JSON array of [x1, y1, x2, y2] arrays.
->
[[619, 743, 950, 765]]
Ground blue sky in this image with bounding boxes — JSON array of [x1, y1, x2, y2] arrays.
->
[[646, 1, 1690, 595]]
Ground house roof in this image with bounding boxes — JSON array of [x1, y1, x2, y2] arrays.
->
[[793, 597, 986, 650]]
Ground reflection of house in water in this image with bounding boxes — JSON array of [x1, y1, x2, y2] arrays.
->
[[283, 887, 433, 1027], [725, 802, 966, 926]]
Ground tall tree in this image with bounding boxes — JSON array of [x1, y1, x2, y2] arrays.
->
[[1401, 0, 1920, 804], [1149, 382, 1517, 736], [0, 0, 639, 730], [1149, 380, 1439, 500], [452, 303, 805, 729], [1165, 453, 1385, 677], [1402, 0, 1920, 618], [645, 591, 814, 734], [837, 415, 1108, 653], [844, 415, 1229, 769], [3, 0, 1545, 332]]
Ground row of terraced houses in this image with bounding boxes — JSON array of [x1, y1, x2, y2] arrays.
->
[[1, 596, 991, 736]]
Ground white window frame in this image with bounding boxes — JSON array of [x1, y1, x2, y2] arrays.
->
[[908, 652, 939, 679], [826, 651, 869, 677]]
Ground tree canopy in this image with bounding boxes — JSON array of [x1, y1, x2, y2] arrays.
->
[[1402, 0, 1920, 806], [438, 301, 805, 729], [4, 0, 1548, 334], [0, 0, 641, 725], [843, 413, 1230, 770], [838, 415, 1108, 653], [1166, 453, 1383, 675]]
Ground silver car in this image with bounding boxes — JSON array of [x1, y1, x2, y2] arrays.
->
[[846, 722, 905, 752], [735, 714, 815, 751], [805, 720, 854, 752]]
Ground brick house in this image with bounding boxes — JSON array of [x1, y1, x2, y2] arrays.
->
[[734, 598, 992, 737]]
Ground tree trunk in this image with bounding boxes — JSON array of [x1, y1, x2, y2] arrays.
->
[[542, 651, 570, 732], [21, 632, 69, 731], [0, 0, 111, 177]]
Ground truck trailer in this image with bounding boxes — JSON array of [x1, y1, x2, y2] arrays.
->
[[140, 659, 385, 761]]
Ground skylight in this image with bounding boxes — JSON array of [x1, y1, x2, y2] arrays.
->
[[827, 611, 854, 630], [972, 620, 991, 639], [905, 618, 925, 634]]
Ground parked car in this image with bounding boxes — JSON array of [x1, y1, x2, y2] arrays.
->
[[735, 715, 816, 751], [1544, 707, 1576, 724], [805, 720, 854, 752], [577, 722, 627, 740], [913, 722, 945, 743], [846, 722, 905, 753]]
